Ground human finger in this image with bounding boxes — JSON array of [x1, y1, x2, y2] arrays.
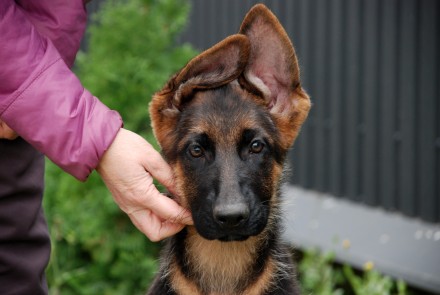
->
[[141, 142, 180, 197], [143, 184, 193, 225], [129, 209, 187, 241]]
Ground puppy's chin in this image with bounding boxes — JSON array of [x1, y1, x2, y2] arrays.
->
[[192, 221, 267, 242], [217, 235, 250, 242], [197, 231, 251, 242]]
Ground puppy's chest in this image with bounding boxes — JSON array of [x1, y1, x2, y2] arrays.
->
[[188, 236, 256, 290], [169, 234, 275, 295]]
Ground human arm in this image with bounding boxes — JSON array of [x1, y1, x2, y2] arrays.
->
[[0, 0, 122, 180], [0, 0, 191, 239], [0, 118, 193, 239]]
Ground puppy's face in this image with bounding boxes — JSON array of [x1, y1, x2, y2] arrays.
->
[[169, 84, 286, 241], [149, 5, 311, 241]]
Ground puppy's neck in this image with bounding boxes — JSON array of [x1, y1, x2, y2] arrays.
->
[[169, 226, 276, 294]]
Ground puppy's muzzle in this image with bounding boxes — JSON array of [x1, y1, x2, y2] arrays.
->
[[213, 202, 250, 229]]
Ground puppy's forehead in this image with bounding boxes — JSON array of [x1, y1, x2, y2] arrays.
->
[[178, 84, 275, 145]]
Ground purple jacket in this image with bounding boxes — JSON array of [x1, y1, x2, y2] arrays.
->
[[0, 0, 123, 181]]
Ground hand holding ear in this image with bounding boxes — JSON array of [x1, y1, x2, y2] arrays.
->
[[0, 120, 18, 140], [96, 128, 193, 241]]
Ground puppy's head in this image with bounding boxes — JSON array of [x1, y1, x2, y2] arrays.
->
[[150, 4, 310, 241]]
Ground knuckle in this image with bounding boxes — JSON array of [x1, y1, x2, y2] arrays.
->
[[148, 232, 162, 242]]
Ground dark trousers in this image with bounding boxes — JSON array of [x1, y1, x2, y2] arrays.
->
[[0, 138, 50, 295]]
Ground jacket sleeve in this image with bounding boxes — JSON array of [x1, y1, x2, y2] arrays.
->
[[15, 0, 87, 68], [0, 1, 123, 181]]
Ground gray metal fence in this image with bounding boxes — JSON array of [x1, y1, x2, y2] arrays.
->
[[179, 0, 440, 224]]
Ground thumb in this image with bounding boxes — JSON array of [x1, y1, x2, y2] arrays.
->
[[141, 140, 181, 199], [145, 188, 193, 226]]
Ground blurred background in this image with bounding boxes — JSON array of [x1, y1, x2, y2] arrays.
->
[[43, 0, 440, 294]]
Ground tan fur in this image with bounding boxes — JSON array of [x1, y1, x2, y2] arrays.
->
[[169, 258, 277, 295], [170, 235, 278, 295], [150, 34, 250, 153], [271, 89, 311, 150], [169, 265, 201, 295], [242, 258, 276, 295], [189, 228, 259, 292], [148, 4, 310, 295], [239, 4, 300, 88], [172, 161, 192, 208], [239, 4, 311, 150], [169, 227, 273, 295], [170, 265, 276, 295]]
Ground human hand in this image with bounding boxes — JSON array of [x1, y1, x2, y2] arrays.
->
[[96, 128, 193, 241], [0, 119, 18, 140]]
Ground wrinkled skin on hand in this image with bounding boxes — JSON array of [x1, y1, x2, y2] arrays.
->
[[96, 128, 193, 241]]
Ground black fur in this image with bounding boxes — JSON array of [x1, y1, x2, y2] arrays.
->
[[176, 86, 281, 241], [147, 85, 300, 294], [147, 4, 311, 293], [148, 218, 301, 294]]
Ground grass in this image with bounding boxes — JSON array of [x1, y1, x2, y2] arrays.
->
[[297, 248, 409, 295]]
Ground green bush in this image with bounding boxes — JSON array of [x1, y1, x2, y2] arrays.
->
[[43, 0, 197, 294], [298, 249, 409, 295], [76, 0, 196, 135]]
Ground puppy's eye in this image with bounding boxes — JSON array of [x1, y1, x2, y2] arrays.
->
[[249, 140, 264, 154], [189, 144, 204, 158]]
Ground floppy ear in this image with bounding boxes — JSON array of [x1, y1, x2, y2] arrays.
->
[[239, 4, 311, 148], [150, 34, 250, 152]]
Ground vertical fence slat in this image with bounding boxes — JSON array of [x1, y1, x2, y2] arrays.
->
[[297, 0, 313, 188], [438, 5, 440, 223], [313, 0, 328, 192], [322, 1, 332, 193], [436, 0, 440, 222], [344, 0, 362, 201], [195, 0, 205, 48], [361, 0, 380, 206], [417, 0, 437, 222], [307, 0, 318, 189], [292, 0, 305, 186], [219, 1, 228, 39], [398, 0, 418, 217], [379, 0, 398, 211], [285, 0, 295, 38], [209, 1, 218, 47], [329, 0, 344, 197], [288, 0, 304, 185]]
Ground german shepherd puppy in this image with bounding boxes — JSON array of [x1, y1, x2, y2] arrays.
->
[[148, 4, 311, 295]]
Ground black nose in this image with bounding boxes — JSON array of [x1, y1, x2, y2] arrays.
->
[[213, 203, 250, 228]]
